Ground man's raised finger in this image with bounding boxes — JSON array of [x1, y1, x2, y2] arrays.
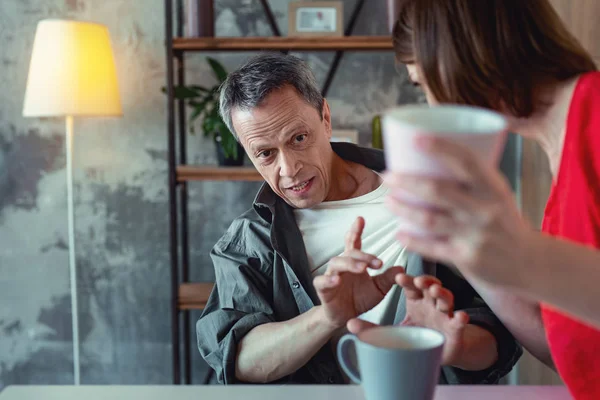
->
[[345, 217, 365, 252]]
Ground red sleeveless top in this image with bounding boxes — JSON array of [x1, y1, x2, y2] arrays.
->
[[541, 72, 600, 400]]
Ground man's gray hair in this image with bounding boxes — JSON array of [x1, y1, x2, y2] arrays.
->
[[218, 53, 324, 139]]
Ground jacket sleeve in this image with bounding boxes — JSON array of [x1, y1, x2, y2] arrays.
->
[[436, 264, 523, 384], [196, 233, 275, 384]]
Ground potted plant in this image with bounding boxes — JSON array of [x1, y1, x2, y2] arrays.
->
[[168, 57, 244, 166]]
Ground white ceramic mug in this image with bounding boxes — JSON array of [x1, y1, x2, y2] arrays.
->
[[382, 104, 508, 236]]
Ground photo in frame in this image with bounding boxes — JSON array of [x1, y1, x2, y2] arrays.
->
[[331, 129, 359, 144], [288, 1, 344, 37]]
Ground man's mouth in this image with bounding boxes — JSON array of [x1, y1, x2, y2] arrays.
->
[[287, 178, 314, 193]]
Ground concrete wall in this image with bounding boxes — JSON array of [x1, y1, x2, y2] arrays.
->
[[0, 0, 518, 387]]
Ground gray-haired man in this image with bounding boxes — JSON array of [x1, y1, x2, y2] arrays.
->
[[196, 53, 521, 384]]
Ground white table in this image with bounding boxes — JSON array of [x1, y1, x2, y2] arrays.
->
[[0, 385, 571, 400]]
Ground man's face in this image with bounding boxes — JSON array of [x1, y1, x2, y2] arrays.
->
[[232, 86, 333, 209]]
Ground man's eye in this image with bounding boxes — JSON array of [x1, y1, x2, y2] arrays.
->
[[295, 134, 307, 143], [411, 81, 421, 88], [258, 150, 272, 158]]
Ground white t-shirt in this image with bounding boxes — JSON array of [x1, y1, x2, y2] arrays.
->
[[293, 181, 407, 325]]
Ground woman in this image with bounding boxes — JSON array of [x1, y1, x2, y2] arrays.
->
[[383, 0, 600, 398]]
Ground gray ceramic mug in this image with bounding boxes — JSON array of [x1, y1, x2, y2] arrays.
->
[[337, 326, 445, 400]]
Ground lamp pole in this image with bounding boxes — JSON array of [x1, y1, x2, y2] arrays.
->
[[65, 115, 80, 385]]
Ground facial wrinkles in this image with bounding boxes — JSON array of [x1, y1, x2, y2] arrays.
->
[[240, 96, 311, 156]]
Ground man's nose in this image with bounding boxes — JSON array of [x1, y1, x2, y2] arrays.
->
[[278, 152, 301, 178]]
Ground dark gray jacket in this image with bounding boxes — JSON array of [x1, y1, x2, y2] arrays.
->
[[197, 142, 522, 385]]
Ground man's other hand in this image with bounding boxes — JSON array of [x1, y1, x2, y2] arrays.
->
[[314, 216, 404, 329]]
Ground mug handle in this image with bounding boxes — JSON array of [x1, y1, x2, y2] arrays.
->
[[337, 334, 361, 384]]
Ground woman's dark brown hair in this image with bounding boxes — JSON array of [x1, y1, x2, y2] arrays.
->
[[393, 0, 597, 117]]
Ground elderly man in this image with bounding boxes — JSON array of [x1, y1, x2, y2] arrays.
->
[[197, 53, 521, 385]]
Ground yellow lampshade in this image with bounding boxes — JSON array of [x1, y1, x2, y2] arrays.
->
[[23, 19, 122, 117]]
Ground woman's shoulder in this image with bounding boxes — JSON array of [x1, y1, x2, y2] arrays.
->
[[579, 70, 600, 85], [573, 71, 600, 105], [568, 71, 600, 138], [562, 71, 600, 187]]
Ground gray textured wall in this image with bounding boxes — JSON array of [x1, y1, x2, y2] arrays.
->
[[0, 0, 518, 388]]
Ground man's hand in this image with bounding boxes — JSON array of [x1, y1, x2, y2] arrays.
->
[[348, 274, 498, 370], [397, 274, 469, 366], [348, 274, 468, 366], [313, 217, 404, 329]]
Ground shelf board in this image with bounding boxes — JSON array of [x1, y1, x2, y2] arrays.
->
[[172, 36, 393, 52], [177, 166, 263, 182], [178, 282, 214, 310]]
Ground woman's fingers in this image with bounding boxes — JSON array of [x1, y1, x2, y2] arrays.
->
[[418, 136, 513, 199], [385, 196, 460, 235], [395, 233, 456, 266], [415, 136, 487, 185], [384, 175, 471, 210], [384, 175, 491, 224]]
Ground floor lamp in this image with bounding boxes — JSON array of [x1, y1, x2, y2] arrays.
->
[[23, 19, 122, 385]]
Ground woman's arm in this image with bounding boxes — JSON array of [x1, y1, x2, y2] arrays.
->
[[465, 276, 554, 369], [381, 136, 600, 369], [464, 231, 600, 369], [519, 231, 600, 329]]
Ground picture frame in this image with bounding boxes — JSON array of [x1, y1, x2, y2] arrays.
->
[[288, 1, 344, 37], [331, 129, 359, 144]]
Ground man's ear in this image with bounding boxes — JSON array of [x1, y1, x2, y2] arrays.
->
[[322, 99, 332, 140]]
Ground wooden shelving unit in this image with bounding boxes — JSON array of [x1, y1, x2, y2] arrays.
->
[[165, 0, 393, 386], [178, 282, 215, 310], [173, 36, 393, 52], [176, 166, 263, 182]]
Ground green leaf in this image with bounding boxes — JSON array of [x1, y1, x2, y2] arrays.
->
[[203, 116, 217, 138], [188, 100, 202, 108], [189, 107, 203, 124], [188, 94, 216, 124], [189, 85, 210, 93], [220, 130, 239, 159], [161, 85, 210, 100], [215, 120, 240, 159], [189, 91, 214, 107], [207, 57, 228, 83], [171, 86, 202, 99], [208, 102, 221, 120]]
